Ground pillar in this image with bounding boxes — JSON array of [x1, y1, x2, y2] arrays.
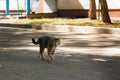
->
[[39, 0, 43, 13], [26, 0, 30, 14], [6, 0, 10, 15]]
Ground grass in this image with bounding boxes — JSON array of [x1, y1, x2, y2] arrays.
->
[[15, 18, 120, 28]]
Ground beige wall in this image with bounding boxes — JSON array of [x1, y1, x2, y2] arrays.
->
[[31, 0, 57, 13], [58, 0, 120, 10], [58, 0, 88, 9], [31, 0, 40, 13], [43, 0, 57, 13]]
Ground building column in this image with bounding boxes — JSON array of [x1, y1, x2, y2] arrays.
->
[[6, 0, 10, 15], [26, 0, 30, 14], [39, 0, 43, 13]]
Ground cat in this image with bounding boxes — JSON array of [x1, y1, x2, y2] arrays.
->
[[32, 36, 60, 63]]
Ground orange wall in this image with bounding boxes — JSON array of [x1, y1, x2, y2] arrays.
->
[[39, 0, 43, 13]]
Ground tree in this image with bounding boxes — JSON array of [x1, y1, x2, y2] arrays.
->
[[100, 0, 111, 23], [89, 0, 96, 19]]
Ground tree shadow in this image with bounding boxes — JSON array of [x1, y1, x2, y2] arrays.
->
[[55, 46, 120, 80], [0, 27, 120, 80], [61, 34, 120, 48]]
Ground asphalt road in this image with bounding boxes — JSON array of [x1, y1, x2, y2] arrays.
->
[[0, 27, 120, 80]]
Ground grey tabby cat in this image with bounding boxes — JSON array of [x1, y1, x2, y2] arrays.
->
[[32, 36, 60, 63]]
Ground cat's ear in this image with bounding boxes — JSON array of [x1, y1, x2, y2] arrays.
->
[[55, 37, 61, 45]]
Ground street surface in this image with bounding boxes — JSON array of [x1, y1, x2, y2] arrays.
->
[[0, 27, 120, 80]]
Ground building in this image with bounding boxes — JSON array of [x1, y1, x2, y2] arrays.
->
[[0, 0, 120, 18], [57, 0, 120, 18]]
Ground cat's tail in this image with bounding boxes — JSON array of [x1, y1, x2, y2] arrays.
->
[[32, 38, 39, 45]]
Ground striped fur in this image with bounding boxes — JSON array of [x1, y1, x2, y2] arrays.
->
[[32, 36, 60, 63]]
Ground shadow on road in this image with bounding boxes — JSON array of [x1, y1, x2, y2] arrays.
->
[[0, 27, 120, 80]]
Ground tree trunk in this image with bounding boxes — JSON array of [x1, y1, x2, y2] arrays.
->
[[89, 0, 96, 19], [100, 0, 111, 23]]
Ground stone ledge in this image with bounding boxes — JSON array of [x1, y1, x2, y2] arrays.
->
[[0, 23, 120, 34]]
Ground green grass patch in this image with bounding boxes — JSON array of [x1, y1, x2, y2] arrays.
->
[[15, 18, 120, 28]]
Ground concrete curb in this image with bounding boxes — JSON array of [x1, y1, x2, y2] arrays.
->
[[40, 25, 120, 34], [0, 23, 33, 29], [0, 23, 120, 34]]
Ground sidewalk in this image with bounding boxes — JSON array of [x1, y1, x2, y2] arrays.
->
[[0, 18, 120, 34]]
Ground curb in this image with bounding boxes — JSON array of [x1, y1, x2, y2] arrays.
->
[[40, 25, 120, 34], [0, 23, 120, 34], [0, 23, 33, 29]]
